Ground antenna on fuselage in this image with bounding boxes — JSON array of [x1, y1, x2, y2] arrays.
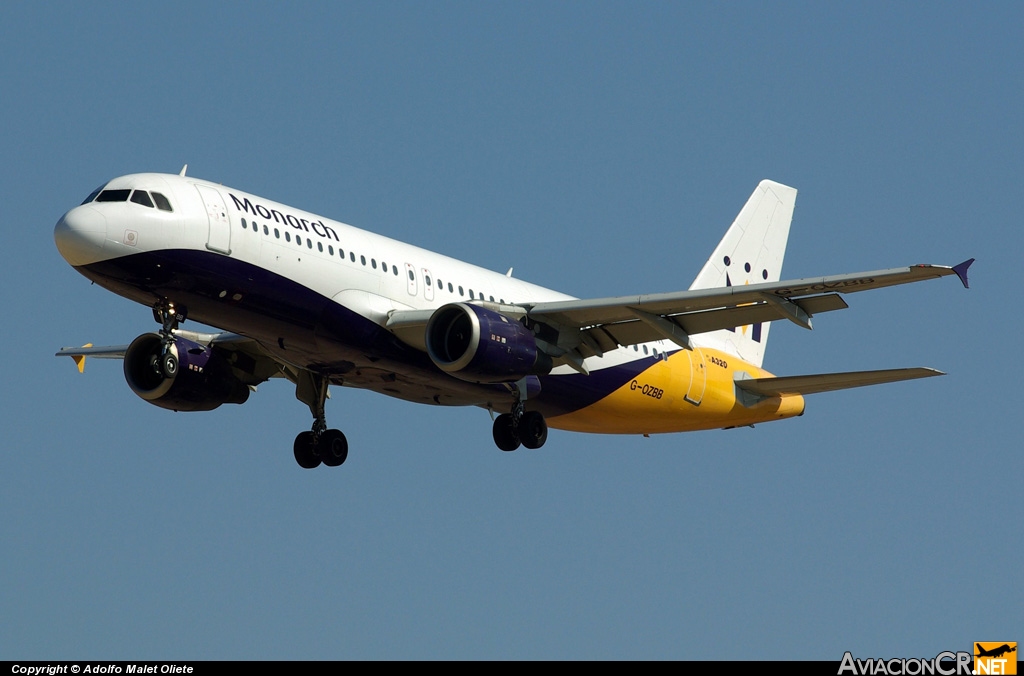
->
[[505, 267, 514, 278], [179, 164, 188, 177]]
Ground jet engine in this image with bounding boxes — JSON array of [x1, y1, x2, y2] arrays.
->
[[123, 333, 250, 412], [425, 303, 552, 383]]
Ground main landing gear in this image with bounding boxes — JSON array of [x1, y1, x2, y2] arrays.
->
[[293, 372, 348, 469], [492, 393, 548, 452], [151, 300, 187, 379]]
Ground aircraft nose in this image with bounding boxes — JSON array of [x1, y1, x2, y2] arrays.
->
[[54, 205, 107, 266]]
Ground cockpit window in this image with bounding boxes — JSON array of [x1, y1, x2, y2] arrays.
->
[[81, 185, 106, 205], [151, 192, 173, 212], [95, 189, 131, 202], [130, 190, 154, 208]]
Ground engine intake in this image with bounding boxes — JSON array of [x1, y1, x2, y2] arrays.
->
[[123, 333, 250, 411], [425, 303, 552, 383]]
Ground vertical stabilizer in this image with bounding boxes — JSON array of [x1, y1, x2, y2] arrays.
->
[[689, 180, 797, 368]]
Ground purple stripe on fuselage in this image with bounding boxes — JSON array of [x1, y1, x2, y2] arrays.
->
[[533, 355, 665, 418], [76, 248, 424, 364], [74, 248, 664, 416]]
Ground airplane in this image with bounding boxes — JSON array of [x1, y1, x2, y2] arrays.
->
[[976, 644, 1016, 659], [54, 169, 972, 468]]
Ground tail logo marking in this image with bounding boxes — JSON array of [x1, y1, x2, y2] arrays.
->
[[724, 260, 766, 343]]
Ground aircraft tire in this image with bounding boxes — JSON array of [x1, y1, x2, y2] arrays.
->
[[519, 411, 548, 449], [161, 352, 178, 379], [293, 431, 321, 469], [492, 414, 521, 452], [319, 429, 349, 467]]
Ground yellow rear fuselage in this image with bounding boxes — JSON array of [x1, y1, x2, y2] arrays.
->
[[547, 347, 805, 435]]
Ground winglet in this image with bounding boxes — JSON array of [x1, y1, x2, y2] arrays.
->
[[72, 343, 93, 373], [952, 258, 974, 289]]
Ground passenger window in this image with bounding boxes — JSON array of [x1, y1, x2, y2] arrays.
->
[[469, 290, 475, 300], [448, 283, 454, 293], [285, 232, 291, 242], [317, 241, 323, 252], [96, 189, 131, 202], [339, 248, 345, 258], [328, 245, 334, 255], [372, 259, 377, 269], [425, 275, 431, 286], [408, 269, 415, 281], [241, 218, 248, 229], [361, 255, 366, 266], [489, 296, 495, 302], [274, 228, 280, 239], [392, 265, 398, 276], [458, 286, 464, 296], [151, 192, 173, 212], [307, 239, 313, 249], [350, 252, 355, 262], [130, 190, 154, 208]]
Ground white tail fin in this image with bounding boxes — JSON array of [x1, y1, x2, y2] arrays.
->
[[689, 180, 797, 368]]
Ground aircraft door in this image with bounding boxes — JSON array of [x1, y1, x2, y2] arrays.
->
[[404, 263, 417, 296], [421, 268, 434, 301], [684, 348, 707, 405], [196, 184, 231, 255]]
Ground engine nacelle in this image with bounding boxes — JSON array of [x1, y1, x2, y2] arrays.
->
[[123, 333, 250, 412], [425, 303, 552, 383]]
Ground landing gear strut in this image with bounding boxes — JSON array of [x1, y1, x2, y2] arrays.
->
[[492, 386, 548, 451], [293, 371, 348, 469], [151, 300, 187, 379]]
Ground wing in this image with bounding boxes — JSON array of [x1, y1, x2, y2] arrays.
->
[[385, 259, 972, 373], [56, 329, 284, 385], [56, 343, 130, 373], [520, 260, 973, 369]]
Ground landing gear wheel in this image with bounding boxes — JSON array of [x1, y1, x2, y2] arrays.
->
[[493, 414, 521, 452], [293, 431, 321, 469], [160, 352, 178, 379], [319, 429, 349, 467], [518, 411, 548, 449]]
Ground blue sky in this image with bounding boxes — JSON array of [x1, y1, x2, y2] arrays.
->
[[1, 2, 1019, 659]]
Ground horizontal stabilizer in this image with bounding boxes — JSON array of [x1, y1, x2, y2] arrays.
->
[[735, 367, 944, 397]]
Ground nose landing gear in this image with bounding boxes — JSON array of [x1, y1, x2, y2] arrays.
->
[[151, 300, 187, 379]]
